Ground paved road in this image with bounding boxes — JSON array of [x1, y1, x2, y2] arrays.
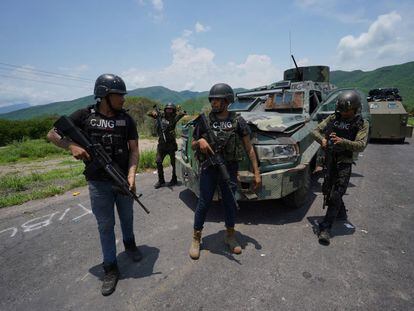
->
[[1, 139, 413, 311]]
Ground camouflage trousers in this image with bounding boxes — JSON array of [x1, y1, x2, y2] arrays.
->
[[320, 163, 352, 230], [156, 142, 178, 180]]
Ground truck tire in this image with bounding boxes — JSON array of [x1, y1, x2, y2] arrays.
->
[[283, 165, 311, 209]]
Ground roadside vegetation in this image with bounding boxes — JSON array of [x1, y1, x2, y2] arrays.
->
[[0, 139, 169, 208], [0, 138, 67, 164], [408, 117, 414, 126]]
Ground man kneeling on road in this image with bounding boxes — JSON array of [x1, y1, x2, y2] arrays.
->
[[311, 90, 369, 245], [47, 74, 142, 296]]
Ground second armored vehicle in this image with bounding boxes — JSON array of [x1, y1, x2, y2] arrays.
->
[[367, 88, 413, 143]]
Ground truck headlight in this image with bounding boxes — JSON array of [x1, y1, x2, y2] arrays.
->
[[255, 144, 299, 165]]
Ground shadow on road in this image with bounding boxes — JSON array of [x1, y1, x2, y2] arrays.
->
[[369, 138, 409, 145], [201, 230, 262, 264], [179, 178, 318, 226], [88, 245, 161, 280], [307, 216, 356, 238]]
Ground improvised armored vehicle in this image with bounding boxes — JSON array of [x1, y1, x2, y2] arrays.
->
[[176, 65, 338, 208], [367, 88, 413, 143]]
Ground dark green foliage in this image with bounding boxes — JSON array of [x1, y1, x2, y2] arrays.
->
[[331, 61, 414, 111], [123, 96, 161, 137], [179, 96, 210, 114], [0, 116, 58, 146], [0, 86, 205, 120], [0, 139, 67, 162]]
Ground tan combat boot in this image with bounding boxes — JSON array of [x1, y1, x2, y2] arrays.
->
[[224, 227, 242, 254], [189, 230, 202, 260]]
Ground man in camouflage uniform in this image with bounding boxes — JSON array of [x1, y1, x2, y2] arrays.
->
[[311, 90, 369, 245], [148, 103, 186, 188], [188, 83, 261, 260]]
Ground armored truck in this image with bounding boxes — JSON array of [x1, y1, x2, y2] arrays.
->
[[367, 88, 413, 143], [176, 66, 336, 208]]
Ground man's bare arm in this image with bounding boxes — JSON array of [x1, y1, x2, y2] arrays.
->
[[47, 128, 90, 160], [242, 135, 261, 190], [127, 139, 139, 191]]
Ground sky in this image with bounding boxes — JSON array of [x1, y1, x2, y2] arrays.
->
[[0, 0, 413, 107]]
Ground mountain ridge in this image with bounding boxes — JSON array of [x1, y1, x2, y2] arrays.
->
[[1, 61, 413, 120]]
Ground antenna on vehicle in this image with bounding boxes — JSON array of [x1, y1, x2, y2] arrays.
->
[[289, 30, 292, 67]]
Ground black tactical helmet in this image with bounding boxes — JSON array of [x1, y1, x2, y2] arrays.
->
[[208, 83, 234, 104], [336, 90, 361, 113], [164, 102, 176, 112], [94, 74, 127, 99]]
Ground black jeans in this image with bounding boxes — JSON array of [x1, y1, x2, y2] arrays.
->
[[156, 142, 177, 179], [320, 163, 352, 230]]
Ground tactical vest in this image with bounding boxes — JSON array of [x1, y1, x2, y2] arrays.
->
[[158, 113, 177, 143], [83, 105, 130, 177], [324, 114, 363, 158], [198, 112, 245, 163]]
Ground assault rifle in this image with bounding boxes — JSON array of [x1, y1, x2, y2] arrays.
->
[[321, 138, 337, 209], [194, 113, 239, 210], [54, 116, 150, 214], [153, 105, 167, 143]]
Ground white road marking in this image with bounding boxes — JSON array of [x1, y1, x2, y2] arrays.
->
[[58, 208, 71, 221], [21, 212, 58, 232], [72, 204, 92, 221], [0, 227, 18, 238]]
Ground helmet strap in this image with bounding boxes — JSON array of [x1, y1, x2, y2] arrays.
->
[[103, 94, 117, 115]]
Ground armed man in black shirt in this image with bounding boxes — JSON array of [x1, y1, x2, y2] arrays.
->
[[147, 103, 186, 188], [47, 74, 142, 296], [311, 90, 369, 245]]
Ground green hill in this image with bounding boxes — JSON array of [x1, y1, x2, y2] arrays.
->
[[0, 86, 205, 120], [331, 61, 414, 112], [2, 62, 413, 120]]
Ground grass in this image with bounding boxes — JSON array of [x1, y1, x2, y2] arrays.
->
[[0, 147, 172, 208], [0, 165, 86, 208], [408, 117, 414, 126], [0, 138, 68, 164], [138, 149, 171, 171]]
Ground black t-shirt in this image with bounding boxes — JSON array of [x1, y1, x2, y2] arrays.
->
[[69, 106, 138, 180]]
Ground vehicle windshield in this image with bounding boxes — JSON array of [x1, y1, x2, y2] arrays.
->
[[228, 97, 261, 112], [264, 91, 304, 112], [319, 91, 339, 112]]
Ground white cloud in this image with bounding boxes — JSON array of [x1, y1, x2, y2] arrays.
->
[[137, 0, 164, 22], [151, 0, 163, 11], [335, 11, 414, 70], [195, 22, 210, 33], [122, 32, 281, 91]]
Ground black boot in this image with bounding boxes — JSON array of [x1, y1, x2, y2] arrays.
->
[[101, 263, 120, 296], [154, 163, 165, 189], [124, 239, 143, 262], [167, 175, 178, 187], [318, 229, 331, 246]]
